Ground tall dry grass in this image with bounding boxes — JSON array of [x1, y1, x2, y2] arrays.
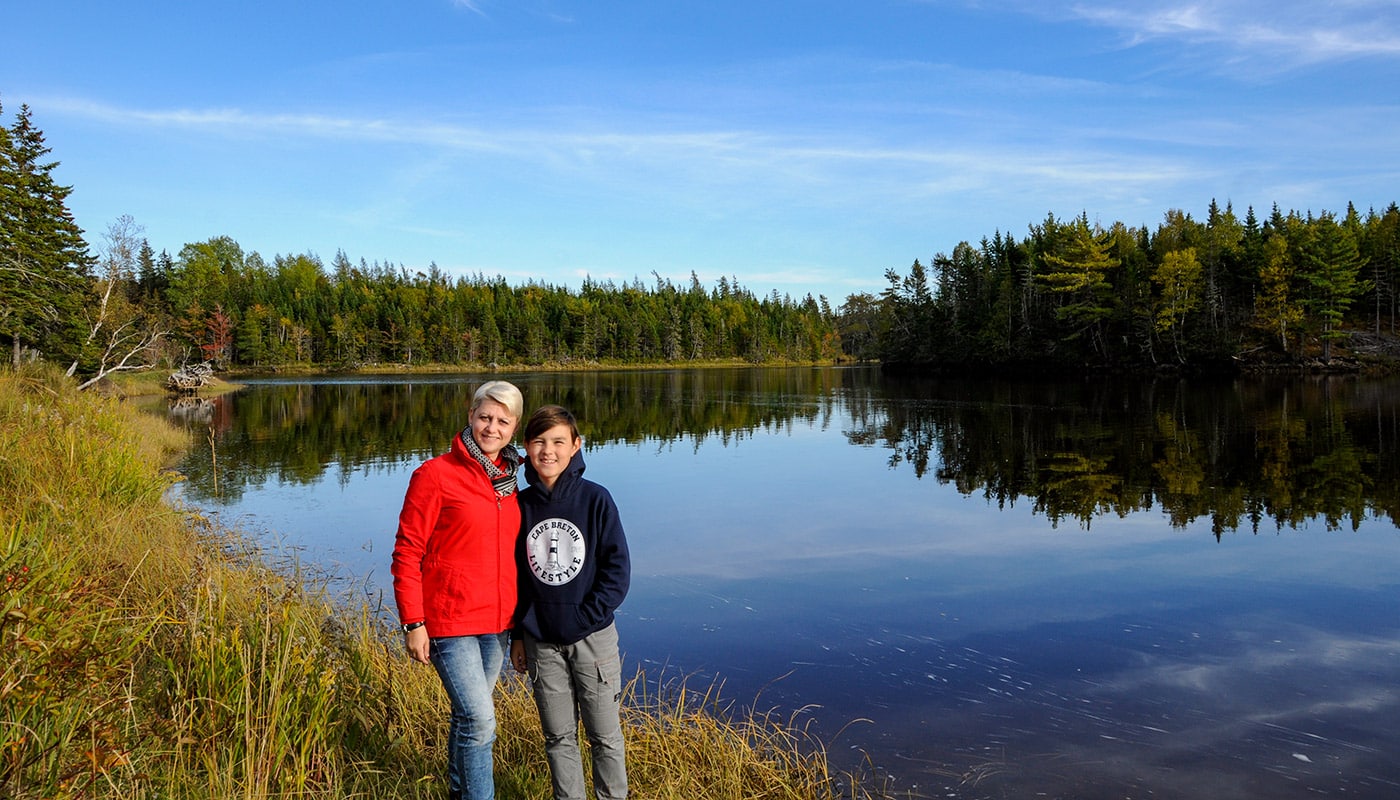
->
[[0, 364, 897, 799]]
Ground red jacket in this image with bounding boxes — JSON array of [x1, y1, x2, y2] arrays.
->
[[391, 434, 521, 638]]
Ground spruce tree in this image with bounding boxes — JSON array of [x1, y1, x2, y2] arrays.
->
[[0, 101, 92, 366], [1300, 213, 1368, 362]]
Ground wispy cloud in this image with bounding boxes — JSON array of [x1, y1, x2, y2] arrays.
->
[[449, 0, 487, 17], [40, 97, 514, 152], [34, 93, 1248, 224], [1066, 1, 1400, 68]]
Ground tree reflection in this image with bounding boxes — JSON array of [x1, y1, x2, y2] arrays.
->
[[171, 369, 1400, 536], [170, 368, 847, 502], [850, 373, 1399, 536]]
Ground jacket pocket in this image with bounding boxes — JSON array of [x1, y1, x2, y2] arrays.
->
[[422, 561, 493, 623]]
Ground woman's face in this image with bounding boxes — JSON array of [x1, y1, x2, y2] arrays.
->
[[469, 398, 518, 459]]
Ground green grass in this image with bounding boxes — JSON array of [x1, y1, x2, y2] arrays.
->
[[0, 363, 900, 799]]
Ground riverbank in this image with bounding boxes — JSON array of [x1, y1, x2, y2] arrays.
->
[[221, 356, 848, 380], [211, 327, 1400, 382], [0, 363, 890, 799]]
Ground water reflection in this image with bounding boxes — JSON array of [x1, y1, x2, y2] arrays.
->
[[851, 374, 1398, 535], [180, 370, 1400, 537], [169, 368, 1400, 799], [175, 368, 852, 503]]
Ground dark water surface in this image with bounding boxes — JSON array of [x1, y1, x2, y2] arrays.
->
[[169, 367, 1400, 799]]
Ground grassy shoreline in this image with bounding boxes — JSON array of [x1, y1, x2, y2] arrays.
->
[[221, 356, 848, 379], [1, 364, 893, 799]]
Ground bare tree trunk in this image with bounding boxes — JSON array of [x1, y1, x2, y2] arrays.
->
[[69, 215, 161, 388], [75, 322, 167, 390]]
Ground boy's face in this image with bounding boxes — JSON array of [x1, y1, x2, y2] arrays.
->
[[526, 422, 581, 487]]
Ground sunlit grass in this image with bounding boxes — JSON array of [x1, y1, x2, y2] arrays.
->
[[0, 362, 897, 799]]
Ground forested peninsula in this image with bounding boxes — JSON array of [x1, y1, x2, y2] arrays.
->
[[5, 99, 1400, 386], [862, 203, 1400, 374]]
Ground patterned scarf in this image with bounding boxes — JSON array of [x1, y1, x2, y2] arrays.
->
[[461, 427, 521, 497]]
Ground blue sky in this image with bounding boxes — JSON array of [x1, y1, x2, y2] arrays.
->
[[5, 1, 1398, 304]]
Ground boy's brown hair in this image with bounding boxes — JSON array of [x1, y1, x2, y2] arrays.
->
[[524, 404, 580, 443]]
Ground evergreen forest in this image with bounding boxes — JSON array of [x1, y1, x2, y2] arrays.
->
[[852, 202, 1400, 372], [5, 98, 1399, 384]]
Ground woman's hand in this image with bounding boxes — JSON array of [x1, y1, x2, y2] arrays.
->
[[510, 639, 528, 673], [405, 626, 431, 664]]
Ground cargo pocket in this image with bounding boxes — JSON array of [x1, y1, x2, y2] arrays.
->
[[582, 624, 623, 705]]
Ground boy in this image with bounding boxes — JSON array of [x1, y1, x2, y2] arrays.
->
[[510, 405, 631, 800]]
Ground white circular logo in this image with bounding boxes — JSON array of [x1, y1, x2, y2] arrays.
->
[[525, 517, 586, 585]]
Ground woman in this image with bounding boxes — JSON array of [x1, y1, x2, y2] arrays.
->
[[391, 380, 525, 800]]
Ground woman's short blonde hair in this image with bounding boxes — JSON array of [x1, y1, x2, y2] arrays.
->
[[472, 380, 524, 421]]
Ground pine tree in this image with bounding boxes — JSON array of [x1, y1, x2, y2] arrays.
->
[[0, 101, 93, 366], [1299, 213, 1369, 362], [1039, 216, 1120, 359]]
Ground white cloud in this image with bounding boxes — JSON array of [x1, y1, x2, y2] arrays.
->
[[1066, 1, 1400, 67], [449, 0, 487, 17], [38, 95, 1194, 208]]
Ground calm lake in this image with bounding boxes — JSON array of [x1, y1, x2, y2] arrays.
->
[[168, 367, 1400, 800]]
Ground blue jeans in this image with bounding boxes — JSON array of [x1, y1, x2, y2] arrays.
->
[[430, 632, 508, 800]]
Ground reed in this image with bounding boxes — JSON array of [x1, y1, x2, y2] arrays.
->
[[1, 364, 184, 797], [0, 363, 897, 799]]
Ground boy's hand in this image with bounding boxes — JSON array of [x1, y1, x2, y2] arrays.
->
[[510, 639, 528, 673]]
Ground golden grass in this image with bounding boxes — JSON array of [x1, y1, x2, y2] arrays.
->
[[0, 363, 897, 799]]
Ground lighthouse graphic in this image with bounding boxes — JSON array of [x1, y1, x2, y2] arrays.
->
[[546, 530, 562, 571], [527, 518, 585, 585]]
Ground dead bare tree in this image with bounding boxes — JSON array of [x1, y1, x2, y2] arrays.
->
[[74, 319, 168, 390], [165, 361, 214, 394], [68, 215, 169, 389]]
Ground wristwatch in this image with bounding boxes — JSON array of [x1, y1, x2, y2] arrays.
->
[[401, 620, 426, 633]]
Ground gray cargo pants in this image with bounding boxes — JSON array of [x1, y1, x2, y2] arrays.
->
[[522, 623, 628, 800]]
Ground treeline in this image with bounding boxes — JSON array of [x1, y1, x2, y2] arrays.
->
[[844, 202, 1400, 372], [2, 99, 839, 378], [9, 96, 1400, 381], [141, 240, 840, 368]]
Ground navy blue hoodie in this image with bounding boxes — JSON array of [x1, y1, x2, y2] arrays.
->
[[514, 449, 631, 646]]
